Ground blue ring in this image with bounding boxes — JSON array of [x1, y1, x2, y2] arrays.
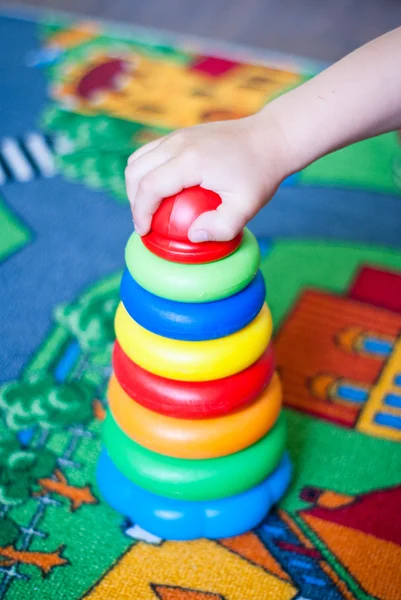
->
[[96, 449, 291, 540], [120, 268, 266, 341]]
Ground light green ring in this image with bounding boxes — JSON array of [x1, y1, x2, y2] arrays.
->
[[125, 228, 260, 303]]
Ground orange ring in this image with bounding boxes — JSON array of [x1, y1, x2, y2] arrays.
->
[[108, 372, 282, 459]]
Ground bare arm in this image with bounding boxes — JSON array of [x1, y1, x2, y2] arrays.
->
[[267, 27, 401, 173]]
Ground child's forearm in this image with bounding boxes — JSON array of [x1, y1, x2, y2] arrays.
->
[[259, 27, 401, 174]]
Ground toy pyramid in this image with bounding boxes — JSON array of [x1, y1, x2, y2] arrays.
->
[[97, 186, 291, 540]]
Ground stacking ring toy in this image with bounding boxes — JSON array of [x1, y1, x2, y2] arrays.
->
[[142, 186, 243, 264], [97, 449, 292, 540], [120, 268, 266, 341], [108, 372, 282, 459], [125, 228, 260, 303], [115, 302, 272, 381], [112, 342, 275, 418], [103, 411, 287, 500]]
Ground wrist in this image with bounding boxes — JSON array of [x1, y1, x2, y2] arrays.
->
[[246, 98, 307, 184], [255, 84, 334, 177]]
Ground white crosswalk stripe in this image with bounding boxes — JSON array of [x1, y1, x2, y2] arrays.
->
[[24, 132, 57, 178], [0, 162, 7, 186], [1, 137, 35, 182], [0, 132, 69, 184]]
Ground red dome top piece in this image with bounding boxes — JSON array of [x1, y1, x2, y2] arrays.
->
[[142, 186, 243, 263]]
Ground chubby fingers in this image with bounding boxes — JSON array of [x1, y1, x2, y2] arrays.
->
[[129, 150, 202, 235], [127, 138, 163, 164], [125, 142, 171, 208], [188, 199, 252, 243]]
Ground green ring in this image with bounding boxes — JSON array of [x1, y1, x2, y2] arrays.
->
[[125, 228, 260, 303], [102, 411, 287, 501]]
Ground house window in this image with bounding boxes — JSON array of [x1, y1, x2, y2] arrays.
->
[[362, 338, 393, 356], [383, 393, 401, 408], [374, 412, 401, 430], [336, 384, 368, 403]]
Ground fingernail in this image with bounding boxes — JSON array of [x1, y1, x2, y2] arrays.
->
[[134, 223, 143, 235], [190, 230, 209, 243]]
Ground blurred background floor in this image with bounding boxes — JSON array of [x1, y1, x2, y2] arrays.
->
[[7, 0, 401, 61]]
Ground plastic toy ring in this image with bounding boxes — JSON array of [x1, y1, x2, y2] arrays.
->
[[125, 228, 260, 303], [102, 411, 287, 501], [97, 449, 292, 540], [120, 268, 266, 341], [112, 341, 275, 419], [115, 302, 272, 381], [108, 372, 282, 459]]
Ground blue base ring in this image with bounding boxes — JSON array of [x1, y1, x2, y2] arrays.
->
[[120, 268, 266, 341], [96, 449, 291, 540]]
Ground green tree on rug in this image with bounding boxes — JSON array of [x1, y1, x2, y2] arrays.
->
[[43, 107, 154, 151], [42, 106, 169, 201], [54, 291, 118, 358], [0, 436, 57, 506], [0, 375, 95, 431], [0, 516, 19, 546]]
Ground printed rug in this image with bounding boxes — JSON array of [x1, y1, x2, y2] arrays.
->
[[1, 7, 401, 600]]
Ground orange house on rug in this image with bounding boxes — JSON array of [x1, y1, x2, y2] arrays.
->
[[275, 286, 401, 442]]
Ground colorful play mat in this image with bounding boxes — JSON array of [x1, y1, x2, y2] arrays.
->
[[1, 7, 401, 600]]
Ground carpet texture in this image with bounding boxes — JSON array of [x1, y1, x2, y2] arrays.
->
[[1, 9, 401, 600]]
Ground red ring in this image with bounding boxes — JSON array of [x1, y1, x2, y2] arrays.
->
[[142, 230, 243, 264], [112, 341, 275, 419]]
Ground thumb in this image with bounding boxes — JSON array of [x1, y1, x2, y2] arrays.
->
[[188, 201, 251, 243]]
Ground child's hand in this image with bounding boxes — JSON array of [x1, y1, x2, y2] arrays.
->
[[126, 28, 401, 243], [125, 113, 291, 242]]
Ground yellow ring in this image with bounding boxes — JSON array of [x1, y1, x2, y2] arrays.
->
[[115, 302, 273, 381], [109, 372, 282, 458]]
